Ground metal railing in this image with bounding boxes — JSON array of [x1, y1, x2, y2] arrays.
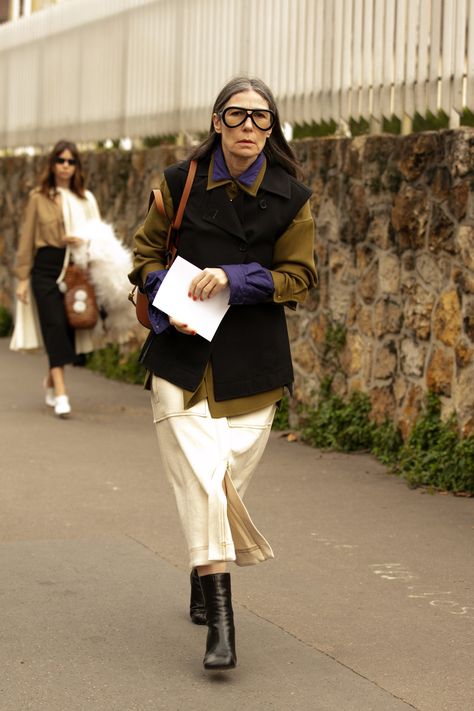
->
[[1, 0, 473, 148]]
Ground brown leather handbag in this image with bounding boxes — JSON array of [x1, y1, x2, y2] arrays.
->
[[129, 160, 197, 329], [63, 264, 99, 330]]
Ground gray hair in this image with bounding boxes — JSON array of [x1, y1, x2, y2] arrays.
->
[[189, 76, 302, 179]]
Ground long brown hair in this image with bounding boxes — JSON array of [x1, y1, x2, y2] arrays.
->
[[38, 140, 86, 198], [188, 77, 302, 179]]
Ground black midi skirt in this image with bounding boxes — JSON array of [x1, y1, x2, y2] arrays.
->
[[31, 247, 76, 369]]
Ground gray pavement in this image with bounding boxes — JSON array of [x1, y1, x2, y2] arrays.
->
[[0, 339, 473, 711]]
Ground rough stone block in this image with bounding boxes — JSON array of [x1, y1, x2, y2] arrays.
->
[[373, 340, 398, 380], [456, 225, 474, 272], [434, 290, 462, 346], [391, 185, 428, 250], [374, 298, 403, 337], [369, 386, 396, 424], [403, 285, 435, 340], [379, 253, 401, 294], [400, 339, 427, 377], [426, 347, 453, 396]]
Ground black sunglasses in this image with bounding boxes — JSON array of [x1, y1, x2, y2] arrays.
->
[[219, 106, 276, 131], [55, 157, 77, 166]]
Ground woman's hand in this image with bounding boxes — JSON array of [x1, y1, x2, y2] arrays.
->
[[188, 268, 228, 301], [16, 279, 29, 304], [169, 317, 196, 336], [63, 235, 84, 247], [168, 268, 229, 335]]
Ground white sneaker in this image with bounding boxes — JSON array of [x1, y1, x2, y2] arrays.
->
[[43, 378, 56, 407], [45, 387, 56, 408], [54, 395, 71, 418]]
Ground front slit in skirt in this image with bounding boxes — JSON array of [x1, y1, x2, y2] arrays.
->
[[151, 376, 275, 569]]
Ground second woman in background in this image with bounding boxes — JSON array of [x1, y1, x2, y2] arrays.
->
[[13, 140, 100, 417]]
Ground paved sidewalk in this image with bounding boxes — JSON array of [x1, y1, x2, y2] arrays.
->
[[1, 340, 473, 711]]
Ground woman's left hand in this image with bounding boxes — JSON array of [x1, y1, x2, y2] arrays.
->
[[188, 268, 228, 301]]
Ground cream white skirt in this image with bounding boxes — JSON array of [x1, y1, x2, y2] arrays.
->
[[151, 376, 275, 569]]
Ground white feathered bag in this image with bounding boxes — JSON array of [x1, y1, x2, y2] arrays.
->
[[71, 219, 137, 344]]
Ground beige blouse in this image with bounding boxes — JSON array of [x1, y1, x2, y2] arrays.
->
[[14, 189, 99, 280]]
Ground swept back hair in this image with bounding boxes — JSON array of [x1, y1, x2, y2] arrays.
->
[[39, 139, 86, 198], [188, 76, 302, 179]]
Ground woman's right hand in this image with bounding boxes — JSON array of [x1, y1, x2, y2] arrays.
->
[[169, 317, 196, 336], [16, 279, 29, 304], [63, 235, 84, 247]]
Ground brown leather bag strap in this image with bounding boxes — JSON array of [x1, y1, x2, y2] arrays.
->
[[148, 159, 197, 267], [173, 159, 197, 229], [151, 158, 197, 224], [153, 188, 166, 218]]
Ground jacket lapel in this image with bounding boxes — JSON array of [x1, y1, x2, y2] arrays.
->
[[202, 187, 246, 241]]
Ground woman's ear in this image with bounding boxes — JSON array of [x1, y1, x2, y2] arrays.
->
[[212, 113, 222, 134]]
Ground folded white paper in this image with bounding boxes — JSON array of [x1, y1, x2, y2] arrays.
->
[[152, 256, 230, 341]]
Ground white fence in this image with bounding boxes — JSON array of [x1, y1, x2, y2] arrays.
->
[[1, 0, 474, 148]]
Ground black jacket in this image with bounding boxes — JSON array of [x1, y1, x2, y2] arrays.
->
[[140, 156, 311, 400]]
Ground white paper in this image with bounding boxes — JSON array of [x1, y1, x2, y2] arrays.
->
[[152, 256, 230, 341]]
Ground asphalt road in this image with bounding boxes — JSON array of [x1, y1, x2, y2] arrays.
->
[[1, 339, 473, 711]]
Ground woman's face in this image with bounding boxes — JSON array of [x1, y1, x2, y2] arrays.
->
[[53, 148, 77, 186], [213, 89, 273, 166]]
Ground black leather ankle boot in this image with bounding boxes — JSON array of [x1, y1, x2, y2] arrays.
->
[[190, 568, 207, 625], [200, 573, 236, 670]]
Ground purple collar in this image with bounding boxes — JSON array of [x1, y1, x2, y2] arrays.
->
[[212, 144, 264, 187]]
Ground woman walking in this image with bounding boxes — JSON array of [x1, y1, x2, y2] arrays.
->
[[129, 77, 317, 670], [13, 140, 100, 417]]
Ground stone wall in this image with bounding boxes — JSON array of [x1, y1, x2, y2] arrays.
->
[[1, 129, 474, 435], [290, 128, 474, 436]]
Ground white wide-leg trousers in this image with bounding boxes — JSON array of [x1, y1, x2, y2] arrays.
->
[[151, 376, 275, 568]]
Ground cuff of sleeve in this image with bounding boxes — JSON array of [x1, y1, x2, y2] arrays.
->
[[220, 264, 247, 303], [144, 270, 170, 334], [221, 263, 274, 305], [144, 270, 167, 301]]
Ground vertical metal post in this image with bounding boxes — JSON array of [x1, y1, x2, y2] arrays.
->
[[370, 116, 383, 134], [449, 107, 461, 128], [10, 0, 20, 21], [401, 114, 413, 135]]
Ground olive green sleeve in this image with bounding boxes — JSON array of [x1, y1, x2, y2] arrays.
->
[[270, 200, 318, 309], [13, 192, 38, 280], [128, 179, 175, 288]]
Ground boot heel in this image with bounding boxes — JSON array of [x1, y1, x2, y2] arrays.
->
[[200, 573, 237, 671]]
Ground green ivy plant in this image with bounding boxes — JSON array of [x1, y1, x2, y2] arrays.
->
[[86, 344, 145, 385], [299, 385, 473, 495], [301, 383, 375, 452], [394, 392, 474, 493], [0, 306, 13, 338]]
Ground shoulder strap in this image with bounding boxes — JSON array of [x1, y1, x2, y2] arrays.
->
[[151, 159, 197, 227], [173, 159, 197, 229], [150, 159, 198, 268], [152, 187, 166, 218]]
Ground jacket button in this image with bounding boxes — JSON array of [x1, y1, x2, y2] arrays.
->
[[239, 243, 247, 252]]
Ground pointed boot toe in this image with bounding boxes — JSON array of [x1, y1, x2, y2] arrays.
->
[[200, 573, 237, 671]]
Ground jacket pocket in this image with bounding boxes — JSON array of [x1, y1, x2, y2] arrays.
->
[[151, 375, 207, 422]]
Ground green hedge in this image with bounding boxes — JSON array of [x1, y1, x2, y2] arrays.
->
[[299, 385, 473, 495], [85, 344, 145, 385]]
